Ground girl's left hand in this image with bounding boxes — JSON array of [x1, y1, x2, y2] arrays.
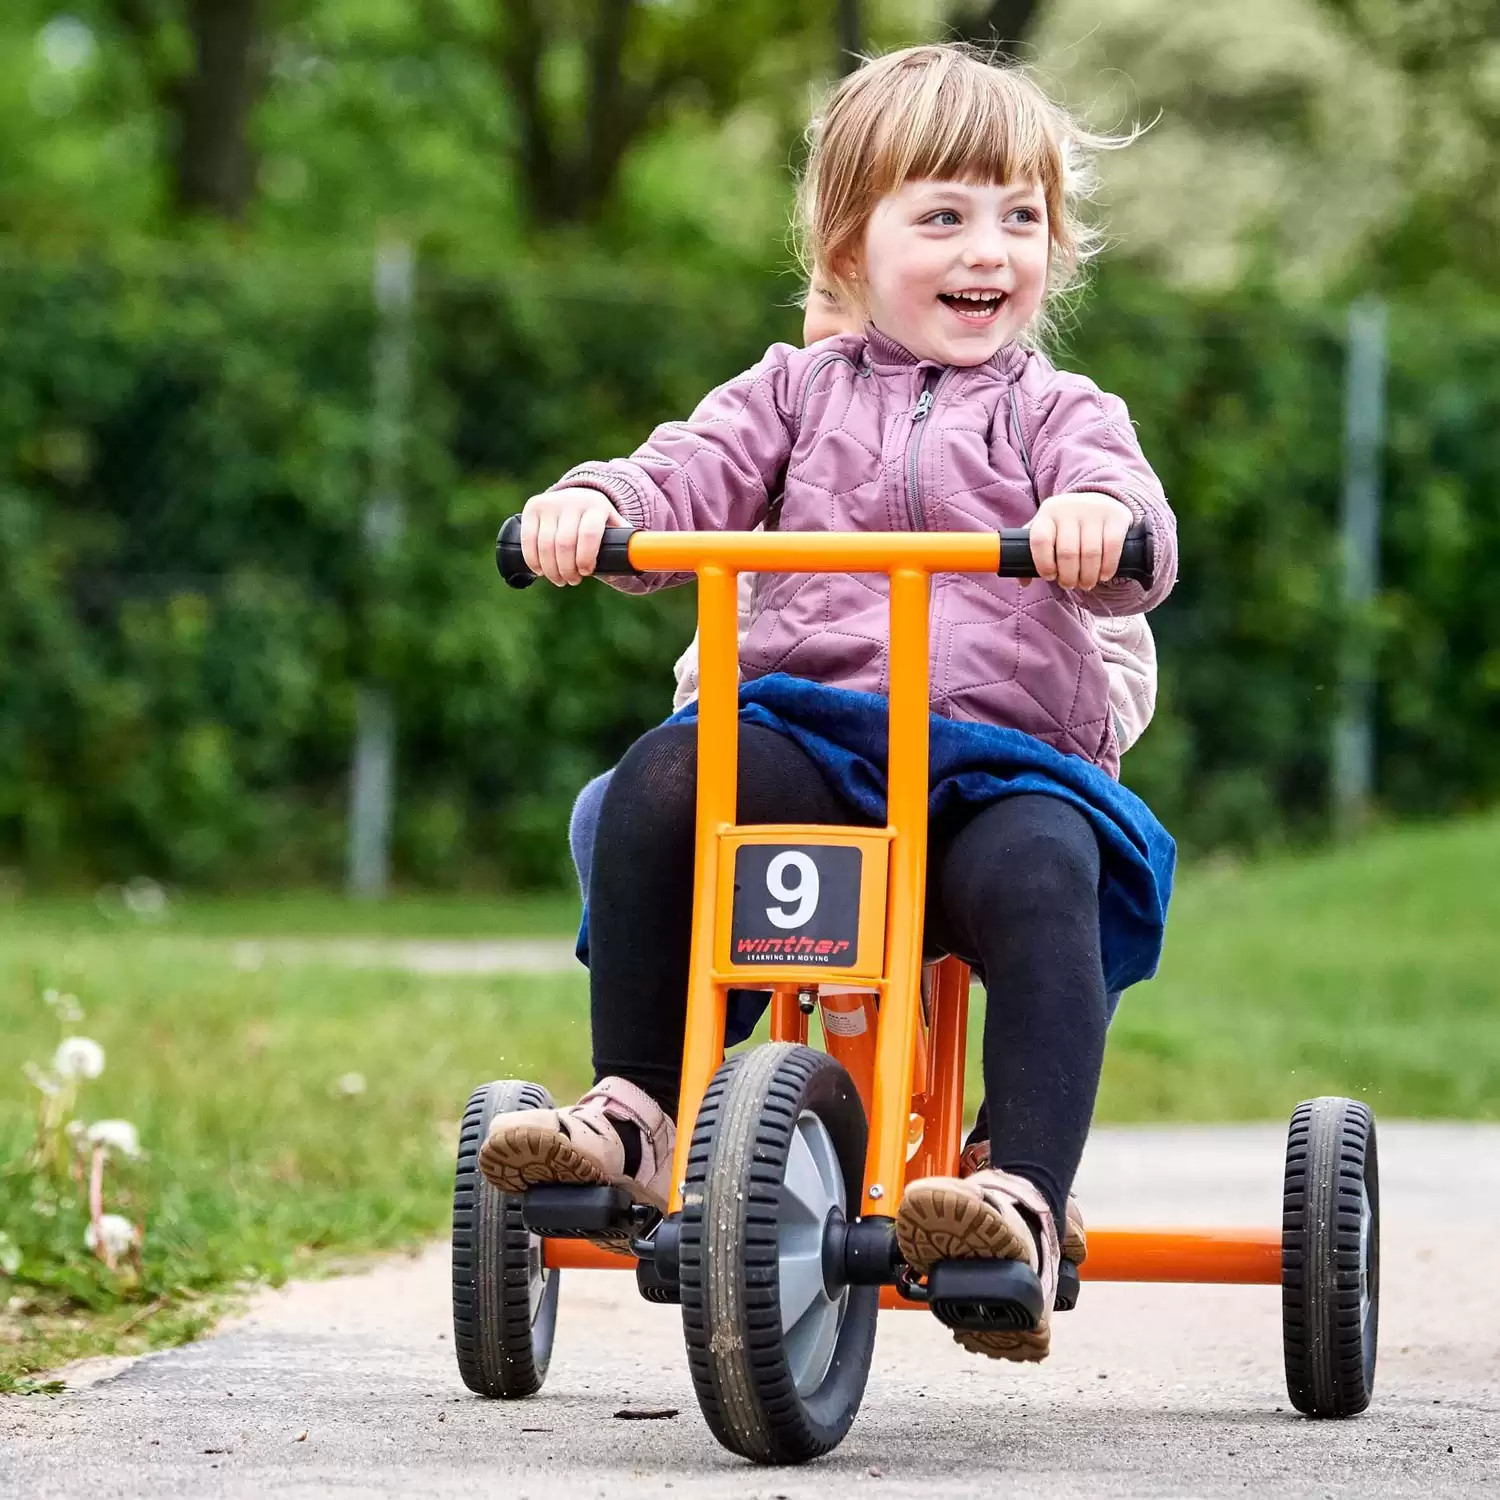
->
[[1028, 492, 1135, 590]]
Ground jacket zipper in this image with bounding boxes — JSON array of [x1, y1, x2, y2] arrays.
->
[[904, 369, 950, 531]]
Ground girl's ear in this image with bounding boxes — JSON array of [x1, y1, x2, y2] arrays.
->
[[828, 246, 867, 310]]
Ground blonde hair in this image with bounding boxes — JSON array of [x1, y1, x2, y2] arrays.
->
[[798, 44, 1135, 346]]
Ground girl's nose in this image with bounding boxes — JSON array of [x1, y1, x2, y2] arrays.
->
[[962, 225, 1008, 269]]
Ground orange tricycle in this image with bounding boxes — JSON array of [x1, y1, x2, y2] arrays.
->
[[449, 518, 1379, 1463]]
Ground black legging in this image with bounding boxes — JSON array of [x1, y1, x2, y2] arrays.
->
[[587, 721, 1109, 1237]]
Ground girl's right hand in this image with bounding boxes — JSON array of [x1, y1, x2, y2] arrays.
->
[[521, 488, 625, 586]]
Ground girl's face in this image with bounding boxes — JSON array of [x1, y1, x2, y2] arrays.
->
[[855, 179, 1050, 366]]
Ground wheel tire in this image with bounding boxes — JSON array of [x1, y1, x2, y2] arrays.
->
[[680, 1042, 878, 1464], [452, 1080, 560, 1397], [1282, 1096, 1379, 1417]]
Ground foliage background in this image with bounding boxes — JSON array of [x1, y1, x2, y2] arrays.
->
[[1, 0, 1497, 889]]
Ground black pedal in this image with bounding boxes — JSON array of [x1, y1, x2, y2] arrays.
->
[[635, 1256, 680, 1304], [521, 1184, 634, 1237], [927, 1258, 1045, 1334], [1054, 1257, 1080, 1312], [633, 1217, 681, 1305]]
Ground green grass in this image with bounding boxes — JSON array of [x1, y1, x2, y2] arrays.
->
[[2, 812, 1498, 1387], [1096, 812, 1500, 1121]]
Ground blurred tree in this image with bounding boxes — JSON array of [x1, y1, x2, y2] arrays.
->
[[102, 0, 309, 220], [1034, 0, 1410, 292], [421, 0, 826, 228], [1313, 0, 1500, 291], [945, 0, 1043, 56], [836, 0, 863, 73]]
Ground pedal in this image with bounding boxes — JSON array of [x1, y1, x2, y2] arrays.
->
[[635, 1256, 680, 1304], [633, 1217, 681, 1305], [1055, 1257, 1080, 1312], [927, 1258, 1045, 1334], [521, 1184, 637, 1239]]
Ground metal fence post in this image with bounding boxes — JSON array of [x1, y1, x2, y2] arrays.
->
[[347, 236, 414, 898], [1332, 296, 1386, 838]]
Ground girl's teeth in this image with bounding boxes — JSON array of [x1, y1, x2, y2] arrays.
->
[[941, 291, 1003, 317]]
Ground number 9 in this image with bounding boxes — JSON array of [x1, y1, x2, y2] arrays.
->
[[765, 851, 820, 930]]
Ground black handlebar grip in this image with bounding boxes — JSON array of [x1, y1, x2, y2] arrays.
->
[[998, 523, 1153, 588], [495, 514, 642, 589], [594, 528, 640, 577], [495, 514, 536, 588]]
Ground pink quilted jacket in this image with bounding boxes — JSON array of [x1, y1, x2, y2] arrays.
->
[[555, 326, 1178, 776]]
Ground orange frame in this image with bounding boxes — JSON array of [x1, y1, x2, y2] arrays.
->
[[543, 531, 1281, 1292]]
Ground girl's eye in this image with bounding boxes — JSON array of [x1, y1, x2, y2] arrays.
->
[[925, 210, 961, 228], [1008, 206, 1042, 225]]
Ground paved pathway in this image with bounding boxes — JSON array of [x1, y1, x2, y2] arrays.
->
[[3, 1125, 1497, 1498], [229, 937, 580, 975]]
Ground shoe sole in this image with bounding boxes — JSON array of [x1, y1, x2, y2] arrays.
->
[[897, 1181, 1052, 1363], [477, 1122, 665, 1250], [478, 1121, 610, 1192]]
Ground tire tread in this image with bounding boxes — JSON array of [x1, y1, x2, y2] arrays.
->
[[452, 1079, 557, 1398]]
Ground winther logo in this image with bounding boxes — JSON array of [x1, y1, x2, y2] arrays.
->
[[734, 936, 851, 960]]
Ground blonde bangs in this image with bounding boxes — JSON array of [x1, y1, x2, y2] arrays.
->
[[867, 60, 1061, 209]]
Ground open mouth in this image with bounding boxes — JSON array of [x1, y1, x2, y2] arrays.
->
[[938, 290, 1006, 322]]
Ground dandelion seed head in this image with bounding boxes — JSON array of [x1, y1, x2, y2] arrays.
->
[[84, 1214, 139, 1257], [87, 1119, 142, 1158], [53, 1036, 105, 1081]]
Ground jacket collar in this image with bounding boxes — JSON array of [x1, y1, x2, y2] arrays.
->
[[864, 323, 1029, 381]]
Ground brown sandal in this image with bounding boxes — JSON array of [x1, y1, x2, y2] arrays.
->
[[959, 1139, 1087, 1266], [897, 1167, 1060, 1361], [478, 1075, 675, 1241]]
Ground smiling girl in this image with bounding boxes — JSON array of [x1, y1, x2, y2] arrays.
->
[[482, 44, 1177, 1364]]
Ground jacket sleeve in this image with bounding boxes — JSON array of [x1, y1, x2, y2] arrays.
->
[[1091, 613, 1157, 753], [550, 343, 798, 593], [1024, 374, 1178, 615]]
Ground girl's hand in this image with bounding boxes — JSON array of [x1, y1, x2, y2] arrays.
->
[[521, 488, 625, 586], [1028, 492, 1135, 590]]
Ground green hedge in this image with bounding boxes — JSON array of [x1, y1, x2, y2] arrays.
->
[[2, 250, 1497, 888]]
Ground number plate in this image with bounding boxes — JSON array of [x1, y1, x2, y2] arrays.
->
[[729, 843, 863, 966]]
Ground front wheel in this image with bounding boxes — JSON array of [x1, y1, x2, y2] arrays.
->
[[1282, 1096, 1379, 1416], [679, 1042, 878, 1464], [452, 1080, 561, 1398]]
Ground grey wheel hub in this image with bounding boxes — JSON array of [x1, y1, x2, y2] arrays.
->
[[528, 1234, 548, 1322], [777, 1110, 849, 1396]]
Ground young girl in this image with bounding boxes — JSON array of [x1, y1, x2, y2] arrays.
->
[[482, 43, 1177, 1363], [563, 273, 1155, 1274]]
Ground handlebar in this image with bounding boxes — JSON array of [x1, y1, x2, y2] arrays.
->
[[495, 514, 1154, 590]]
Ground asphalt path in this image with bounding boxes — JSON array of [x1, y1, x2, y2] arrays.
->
[[3, 1124, 1497, 1499]]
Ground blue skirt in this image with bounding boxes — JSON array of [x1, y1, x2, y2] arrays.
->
[[576, 673, 1175, 1047]]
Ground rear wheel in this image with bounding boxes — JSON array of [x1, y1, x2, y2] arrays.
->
[[679, 1042, 878, 1464], [452, 1080, 560, 1397], [1282, 1096, 1379, 1416]]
